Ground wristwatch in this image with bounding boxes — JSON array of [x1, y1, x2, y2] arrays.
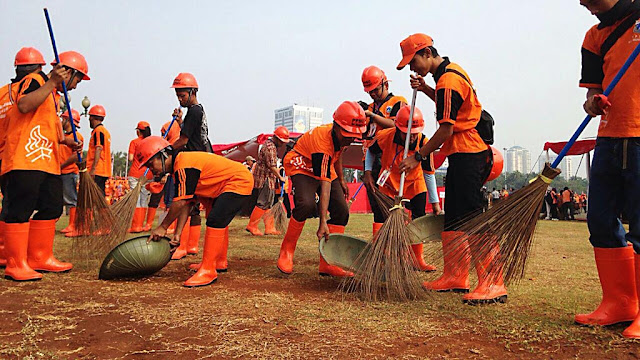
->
[[414, 152, 424, 162]]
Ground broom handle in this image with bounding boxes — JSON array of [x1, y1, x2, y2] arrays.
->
[[350, 182, 364, 202], [551, 41, 640, 168], [398, 88, 418, 198], [142, 114, 178, 177], [44, 8, 82, 163]]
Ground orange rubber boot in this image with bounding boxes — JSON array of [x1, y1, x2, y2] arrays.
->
[[187, 225, 200, 255], [575, 246, 638, 326], [184, 227, 225, 287], [4, 222, 42, 281], [142, 207, 157, 232], [128, 208, 146, 233], [27, 219, 73, 272], [191, 227, 228, 272], [246, 207, 265, 236], [623, 253, 640, 338], [277, 218, 305, 274], [411, 243, 437, 272], [372, 222, 383, 239], [423, 231, 470, 292], [264, 211, 281, 235], [60, 207, 76, 234], [171, 222, 190, 260], [318, 224, 354, 277], [0, 221, 6, 267], [463, 240, 508, 304]]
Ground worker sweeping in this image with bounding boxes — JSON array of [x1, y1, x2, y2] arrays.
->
[[397, 34, 505, 304], [246, 126, 290, 236], [0, 47, 49, 267], [574, 0, 640, 339], [127, 121, 152, 233], [276, 101, 367, 277], [364, 105, 437, 272], [142, 136, 253, 287], [59, 109, 84, 237], [86, 104, 111, 196], [1, 50, 88, 281]]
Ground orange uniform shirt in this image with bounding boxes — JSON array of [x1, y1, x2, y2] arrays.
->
[[283, 123, 342, 182], [0, 82, 19, 162], [580, 14, 640, 137], [368, 128, 433, 199], [562, 190, 572, 203], [363, 95, 407, 150], [162, 120, 181, 145], [434, 59, 487, 156], [128, 136, 147, 178], [1, 72, 64, 176], [172, 151, 253, 201], [60, 132, 84, 174], [87, 124, 112, 177]]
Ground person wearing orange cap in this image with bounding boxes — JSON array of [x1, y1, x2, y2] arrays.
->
[[141, 136, 253, 287], [364, 105, 436, 272], [246, 126, 290, 236], [0, 47, 49, 267], [277, 101, 367, 277], [59, 109, 84, 237], [86, 104, 112, 195], [127, 121, 152, 233], [397, 34, 504, 304], [0, 50, 87, 281]]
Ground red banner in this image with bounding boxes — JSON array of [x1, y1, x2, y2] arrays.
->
[[543, 140, 595, 156]]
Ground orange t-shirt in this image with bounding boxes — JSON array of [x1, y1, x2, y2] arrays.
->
[[87, 124, 112, 177], [434, 59, 487, 156], [1, 72, 64, 176], [60, 132, 84, 174], [363, 94, 407, 157], [283, 124, 343, 182], [172, 151, 253, 201], [580, 16, 640, 137], [128, 136, 148, 178], [0, 82, 19, 162], [368, 128, 432, 199], [562, 190, 572, 203], [162, 120, 181, 145]]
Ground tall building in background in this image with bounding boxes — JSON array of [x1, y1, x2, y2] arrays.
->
[[505, 146, 531, 173], [544, 155, 573, 179], [274, 104, 323, 132]]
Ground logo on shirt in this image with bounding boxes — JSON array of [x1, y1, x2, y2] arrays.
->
[[635, 20, 640, 34], [25, 125, 53, 163], [386, 106, 392, 114]]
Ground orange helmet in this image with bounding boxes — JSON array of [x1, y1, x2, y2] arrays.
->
[[485, 146, 504, 182], [14, 47, 46, 66], [332, 101, 368, 139], [274, 126, 290, 143], [135, 136, 171, 169], [61, 109, 81, 127], [171, 73, 199, 89], [361, 66, 387, 93], [51, 51, 90, 80], [395, 105, 424, 134], [136, 121, 150, 130], [88, 105, 106, 118]]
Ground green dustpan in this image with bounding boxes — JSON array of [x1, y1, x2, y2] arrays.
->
[[407, 214, 444, 244], [99, 235, 172, 280], [319, 234, 370, 271]]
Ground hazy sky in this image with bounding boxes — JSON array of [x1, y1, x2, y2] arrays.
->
[[1, 1, 599, 175]]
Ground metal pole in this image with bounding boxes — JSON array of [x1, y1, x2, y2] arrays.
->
[[585, 151, 591, 183]]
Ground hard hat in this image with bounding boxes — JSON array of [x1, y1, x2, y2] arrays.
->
[[274, 126, 290, 143], [361, 66, 387, 93], [51, 51, 90, 80], [136, 121, 150, 130], [14, 47, 46, 66], [395, 105, 424, 134], [332, 101, 368, 139], [98, 235, 172, 280], [135, 136, 171, 169], [88, 104, 106, 117], [171, 72, 199, 89], [61, 109, 81, 127], [397, 33, 434, 70], [485, 146, 504, 182]]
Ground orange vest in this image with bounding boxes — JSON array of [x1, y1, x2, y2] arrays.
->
[[283, 124, 343, 182], [60, 132, 84, 174], [87, 124, 112, 177]]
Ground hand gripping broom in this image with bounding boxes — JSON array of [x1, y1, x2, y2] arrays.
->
[[444, 41, 640, 285], [340, 88, 426, 301]]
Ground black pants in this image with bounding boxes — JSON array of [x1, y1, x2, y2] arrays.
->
[[444, 149, 492, 231], [290, 174, 349, 225], [148, 191, 163, 208], [0, 160, 6, 221], [189, 201, 202, 226], [366, 154, 386, 223], [283, 191, 292, 218], [0, 170, 63, 223], [206, 193, 250, 229], [95, 175, 108, 196]]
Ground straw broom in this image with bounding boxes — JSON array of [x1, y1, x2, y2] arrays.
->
[[442, 41, 640, 285], [340, 89, 426, 301], [270, 179, 288, 233]]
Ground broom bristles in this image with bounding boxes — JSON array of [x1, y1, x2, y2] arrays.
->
[[437, 163, 562, 285], [270, 199, 288, 233]]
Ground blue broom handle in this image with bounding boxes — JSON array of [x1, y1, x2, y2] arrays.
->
[[143, 114, 178, 177], [44, 8, 82, 163], [350, 182, 364, 202], [552, 41, 640, 168]]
